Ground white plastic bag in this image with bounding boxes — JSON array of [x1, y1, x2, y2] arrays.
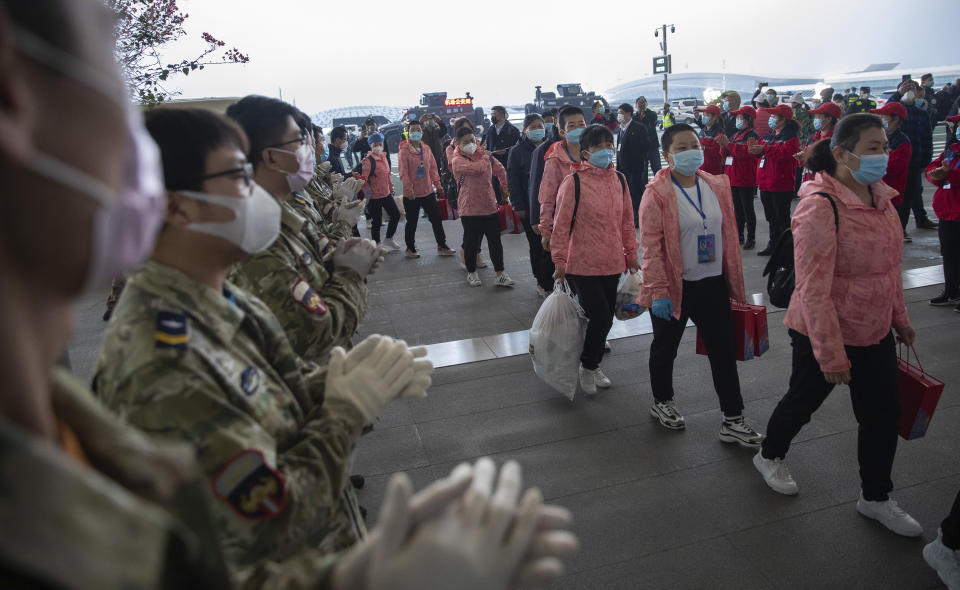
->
[[614, 271, 645, 321], [529, 280, 588, 400]]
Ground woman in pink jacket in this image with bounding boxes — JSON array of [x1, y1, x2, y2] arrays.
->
[[398, 119, 455, 259], [449, 126, 514, 288], [637, 124, 763, 447], [447, 117, 488, 269], [754, 114, 923, 538], [358, 132, 401, 250], [552, 125, 639, 395]]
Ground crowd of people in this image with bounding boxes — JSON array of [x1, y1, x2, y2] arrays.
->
[[3, 0, 960, 588]]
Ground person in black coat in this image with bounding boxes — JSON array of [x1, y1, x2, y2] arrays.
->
[[352, 117, 391, 168], [328, 126, 349, 176], [616, 103, 649, 227], [635, 96, 661, 172], [484, 106, 521, 167], [507, 114, 555, 295]]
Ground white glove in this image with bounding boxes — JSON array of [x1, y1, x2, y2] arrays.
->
[[329, 173, 344, 187], [334, 199, 365, 227], [343, 336, 433, 399], [317, 161, 333, 175], [333, 237, 379, 277], [363, 458, 566, 590], [324, 336, 416, 422], [333, 177, 364, 202]]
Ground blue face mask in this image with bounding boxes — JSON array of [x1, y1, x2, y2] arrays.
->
[[722, 100, 730, 112], [565, 127, 584, 143], [955, 127, 960, 141], [735, 118, 746, 130], [700, 113, 711, 125], [319, 145, 329, 162], [768, 116, 777, 129], [670, 149, 704, 176], [409, 131, 423, 141], [813, 118, 823, 131], [544, 122, 554, 133], [588, 148, 614, 168], [846, 152, 889, 185], [528, 128, 546, 142]]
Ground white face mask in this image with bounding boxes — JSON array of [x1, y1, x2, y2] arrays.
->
[[902, 91, 916, 104], [617, 114, 626, 124], [181, 184, 281, 254], [372, 146, 384, 154], [268, 143, 314, 192], [462, 143, 478, 154]]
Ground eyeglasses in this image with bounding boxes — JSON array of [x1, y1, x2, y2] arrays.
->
[[199, 162, 254, 186], [267, 135, 307, 149]]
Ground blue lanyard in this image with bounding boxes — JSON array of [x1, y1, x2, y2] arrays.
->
[[672, 177, 707, 231]]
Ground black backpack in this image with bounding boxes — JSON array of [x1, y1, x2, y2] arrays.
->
[[762, 192, 838, 308], [569, 171, 627, 232]]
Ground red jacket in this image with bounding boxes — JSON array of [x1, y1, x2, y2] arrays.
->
[[699, 125, 726, 175], [928, 144, 960, 222], [398, 140, 441, 198], [800, 128, 833, 184], [758, 125, 801, 192], [359, 150, 392, 199], [449, 145, 507, 217], [885, 130, 912, 206], [723, 129, 761, 187]]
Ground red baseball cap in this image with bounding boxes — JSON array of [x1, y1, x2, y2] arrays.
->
[[809, 103, 843, 120], [949, 115, 960, 124], [695, 104, 722, 117], [870, 102, 907, 120], [769, 104, 794, 120], [730, 105, 757, 119]]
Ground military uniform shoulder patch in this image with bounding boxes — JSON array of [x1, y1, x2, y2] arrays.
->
[[155, 311, 188, 350], [300, 250, 313, 265], [291, 279, 327, 315], [241, 366, 259, 395], [292, 193, 308, 206], [212, 450, 286, 520]]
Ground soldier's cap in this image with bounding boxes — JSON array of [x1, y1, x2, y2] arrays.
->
[[695, 104, 722, 117], [730, 105, 757, 119], [860, 86, 871, 93], [870, 102, 907, 120], [368, 132, 384, 144], [809, 103, 843, 120], [761, 104, 794, 120]]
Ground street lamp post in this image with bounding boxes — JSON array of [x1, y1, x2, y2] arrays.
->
[[654, 24, 675, 108]]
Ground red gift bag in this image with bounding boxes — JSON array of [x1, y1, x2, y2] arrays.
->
[[696, 300, 768, 361], [438, 198, 458, 221], [897, 345, 945, 440], [498, 204, 522, 234]]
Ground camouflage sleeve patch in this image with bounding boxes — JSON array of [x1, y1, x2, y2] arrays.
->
[[212, 449, 287, 521], [291, 279, 327, 315]]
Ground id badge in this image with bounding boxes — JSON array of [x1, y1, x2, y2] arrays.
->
[[946, 183, 953, 190], [416, 165, 425, 179], [759, 157, 765, 169], [697, 234, 716, 263], [724, 156, 733, 167]]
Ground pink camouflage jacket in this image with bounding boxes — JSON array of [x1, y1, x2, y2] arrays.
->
[[551, 162, 639, 276], [784, 173, 909, 372], [637, 168, 746, 318], [537, 140, 579, 239], [448, 144, 507, 217]]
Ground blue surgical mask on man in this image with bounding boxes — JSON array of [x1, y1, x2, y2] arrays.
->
[[544, 122, 555, 133], [722, 100, 730, 112], [409, 131, 423, 141], [670, 149, 704, 176], [588, 148, 614, 169], [566, 127, 584, 143]]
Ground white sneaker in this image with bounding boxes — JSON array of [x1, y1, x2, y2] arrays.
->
[[719, 416, 764, 448], [378, 240, 396, 252], [383, 238, 402, 250], [924, 528, 960, 590], [578, 366, 597, 396], [856, 492, 923, 537], [753, 452, 799, 495], [650, 400, 685, 430], [495, 272, 515, 288], [466, 272, 481, 287], [603, 340, 612, 353], [594, 368, 612, 388]]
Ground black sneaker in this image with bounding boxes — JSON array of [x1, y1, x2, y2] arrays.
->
[[350, 474, 365, 489], [743, 239, 756, 250], [757, 243, 773, 256], [916, 218, 939, 230], [931, 291, 960, 306]]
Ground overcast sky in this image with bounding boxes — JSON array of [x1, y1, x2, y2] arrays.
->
[[163, 0, 959, 113]]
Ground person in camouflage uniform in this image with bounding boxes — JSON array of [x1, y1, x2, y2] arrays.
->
[[225, 96, 378, 360]]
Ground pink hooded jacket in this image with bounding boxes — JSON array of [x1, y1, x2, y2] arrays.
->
[[551, 162, 639, 276], [537, 140, 579, 238], [448, 145, 507, 217], [398, 140, 441, 198], [359, 150, 392, 199], [784, 173, 909, 373], [637, 168, 746, 318]]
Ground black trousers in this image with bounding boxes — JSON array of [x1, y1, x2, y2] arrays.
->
[[520, 214, 554, 291], [759, 190, 794, 245], [649, 275, 744, 417], [567, 274, 619, 370], [943, 489, 960, 549], [761, 330, 900, 502], [368, 197, 400, 243], [623, 170, 648, 227], [939, 219, 960, 296], [402, 193, 448, 252], [731, 185, 757, 242], [461, 213, 504, 273], [897, 162, 931, 227]]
